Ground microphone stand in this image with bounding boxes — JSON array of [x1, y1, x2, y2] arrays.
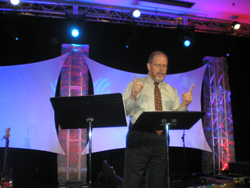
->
[[181, 130, 187, 188]]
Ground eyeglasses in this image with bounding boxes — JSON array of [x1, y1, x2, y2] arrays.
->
[[150, 63, 169, 68]]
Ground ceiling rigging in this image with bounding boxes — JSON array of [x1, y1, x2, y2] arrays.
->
[[1, 0, 250, 37]]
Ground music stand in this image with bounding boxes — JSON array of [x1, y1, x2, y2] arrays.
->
[[130, 111, 205, 188], [50, 93, 127, 188]]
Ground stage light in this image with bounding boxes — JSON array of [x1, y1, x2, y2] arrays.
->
[[231, 21, 241, 30], [10, 0, 20, 5], [178, 25, 195, 48], [132, 9, 141, 18], [180, 31, 194, 47], [184, 40, 191, 47], [66, 19, 83, 40], [71, 29, 79, 37]]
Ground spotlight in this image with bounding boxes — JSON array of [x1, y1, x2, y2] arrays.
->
[[231, 21, 241, 30], [66, 20, 83, 40], [10, 0, 20, 5], [71, 29, 79, 37], [180, 30, 194, 47], [184, 40, 191, 47], [132, 9, 141, 18], [178, 25, 195, 47]]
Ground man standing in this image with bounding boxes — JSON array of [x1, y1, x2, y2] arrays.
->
[[122, 51, 194, 188]]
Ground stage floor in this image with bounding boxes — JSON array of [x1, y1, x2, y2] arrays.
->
[[20, 173, 248, 188]]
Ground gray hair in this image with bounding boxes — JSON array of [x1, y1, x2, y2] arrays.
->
[[148, 51, 168, 63]]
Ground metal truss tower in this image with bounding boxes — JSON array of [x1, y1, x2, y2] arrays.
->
[[202, 57, 235, 174], [58, 44, 89, 186]]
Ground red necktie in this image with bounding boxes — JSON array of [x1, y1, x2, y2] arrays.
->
[[154, 82, 164, 135]]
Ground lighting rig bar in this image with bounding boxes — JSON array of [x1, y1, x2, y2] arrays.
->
[[1, 0, 250, 37]]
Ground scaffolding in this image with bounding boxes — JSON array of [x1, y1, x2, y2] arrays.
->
[[202, 57, 235, 174], [0, 0, 250, 37]]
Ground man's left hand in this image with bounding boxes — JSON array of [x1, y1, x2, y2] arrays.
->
[[181, 84, 195, 109]]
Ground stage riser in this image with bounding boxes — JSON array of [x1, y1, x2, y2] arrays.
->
[[229, 161, 250, 177]]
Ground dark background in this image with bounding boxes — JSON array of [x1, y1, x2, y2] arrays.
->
[[0, 13, 250, 187]]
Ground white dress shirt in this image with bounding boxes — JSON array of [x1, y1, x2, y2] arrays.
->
[[123, 75, 186, 124]]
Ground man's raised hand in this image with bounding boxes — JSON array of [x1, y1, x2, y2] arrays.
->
[[130, 75, 144, 101], [181, 84, 195, 109]]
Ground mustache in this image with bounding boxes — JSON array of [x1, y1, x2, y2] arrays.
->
[[157, 72, 165, 75]]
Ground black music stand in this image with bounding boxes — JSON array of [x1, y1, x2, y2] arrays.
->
[[50, 93, 127, 188], [130, 111, 205, 188]]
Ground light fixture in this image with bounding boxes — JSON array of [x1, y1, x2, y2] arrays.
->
[[66, 20, 83, 39], [179, 30, 195, 47], [71, 29, 79, 38], [10, 0, 20, 5], [184, 39, 191, 47], [231, 21, 241, 30], [178, 25, 195, 47], [65, 13, 85, 42], [132, 9, 141, 18]]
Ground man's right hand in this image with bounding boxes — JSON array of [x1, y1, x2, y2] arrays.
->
[[130, 75, 144, 101]]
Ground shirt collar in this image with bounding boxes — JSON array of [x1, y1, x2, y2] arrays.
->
[[147, 75, 163, 87]]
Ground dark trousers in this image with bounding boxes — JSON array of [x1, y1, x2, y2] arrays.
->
[[122, 131, 167, 188]]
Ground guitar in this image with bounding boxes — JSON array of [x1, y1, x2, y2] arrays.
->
[[0, 128, 12, 188]]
